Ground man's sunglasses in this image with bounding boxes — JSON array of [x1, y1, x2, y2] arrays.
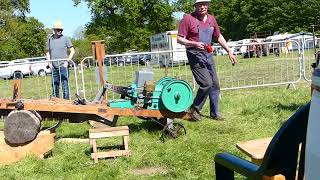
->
[[54, 29, 63, 32]]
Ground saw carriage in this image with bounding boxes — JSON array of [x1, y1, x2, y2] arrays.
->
[[0, 41, 194, 144]]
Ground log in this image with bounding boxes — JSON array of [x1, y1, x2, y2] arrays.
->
[[4, 110, 41, 144]]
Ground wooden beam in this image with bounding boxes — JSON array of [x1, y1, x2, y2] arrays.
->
[[91, 150, 130, 159], [0, 99, 192, 120]]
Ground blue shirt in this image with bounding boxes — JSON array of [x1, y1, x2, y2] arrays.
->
[[47, 35, 73, 68]]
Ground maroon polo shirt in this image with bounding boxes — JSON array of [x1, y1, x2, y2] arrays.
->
[[178, 12, 221, 42]]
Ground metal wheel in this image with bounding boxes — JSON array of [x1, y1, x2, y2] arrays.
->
[[161, 122, 186, 141], [118, 61, 124, 66], [13, 71, 22, 79], [38, 69, 46, 76]]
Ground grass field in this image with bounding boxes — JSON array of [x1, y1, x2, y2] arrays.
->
[[0, 50, 314, 179], [0, 80, 311, 179]]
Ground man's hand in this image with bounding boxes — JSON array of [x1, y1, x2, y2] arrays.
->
[[194, 41, 206, 50], [63, 61, 69, 68], [46, 63, 52, 69], [228, 51, 237, 66]]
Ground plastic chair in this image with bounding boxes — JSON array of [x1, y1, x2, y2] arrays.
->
[[214, 103, 310, 180]]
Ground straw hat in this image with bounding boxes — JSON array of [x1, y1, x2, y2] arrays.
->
[[194, 0, 211, 5], [52, 20, 63, 29]]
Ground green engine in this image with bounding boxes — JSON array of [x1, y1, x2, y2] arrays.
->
[[108, 71, 193, 113]]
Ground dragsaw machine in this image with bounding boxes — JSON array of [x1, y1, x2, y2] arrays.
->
[[0, 41, 194, 144]]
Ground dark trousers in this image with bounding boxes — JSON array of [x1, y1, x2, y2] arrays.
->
[[187, 51, 221, 117], [52, 66, 70, 99]]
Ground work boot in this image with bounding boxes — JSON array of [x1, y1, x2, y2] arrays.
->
[[210, 115, 225, 121], [189, 107, 201, 121]]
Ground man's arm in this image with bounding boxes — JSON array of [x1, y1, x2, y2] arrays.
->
[[177, 35, 206, 50], [62, 47, 75, 68], [46, 51, 52, 68], [68, 47, 75, 60], [46, 52, 50, 60], [217, 34, 237, 65]]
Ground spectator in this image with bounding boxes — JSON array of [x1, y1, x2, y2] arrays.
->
[[46, 20, 75, 99], [247, 40, 256, 58], [286, 38, 293, 55], [177, 0, 237, 121], [273, 42, 280, 57], [240, 45, 247, 58], [261, 41, 269, 56]]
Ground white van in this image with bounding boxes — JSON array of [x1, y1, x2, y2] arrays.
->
[[0, 56, 51, 79], [150, 31, 188, 66], [0, 59, 32, 79], [28, 57, 51, 76]]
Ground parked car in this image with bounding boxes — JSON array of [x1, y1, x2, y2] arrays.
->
[[29, 57, 51, 76], [124, 54, 140, 65], [124, 54, 152, 65], [104, 56, 126, 66], [0, 59, 32, 79], [139, 54, 152, 65], [0, 61, 10, 79], [104, 54, 151, 66]]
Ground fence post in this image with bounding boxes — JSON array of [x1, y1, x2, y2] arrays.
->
[[12, 79, 21, 100], [91, 40, 107, 102], [92, 41, 106, 85]]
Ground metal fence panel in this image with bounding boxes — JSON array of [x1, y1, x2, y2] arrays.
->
[[0, 58, 79, 100], [303, 38, 320, 81], [0, 39, 311, 101], [214, 41, 302, 90]]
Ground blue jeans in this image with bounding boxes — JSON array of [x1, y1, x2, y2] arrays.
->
[[52, 66, 69, 99]]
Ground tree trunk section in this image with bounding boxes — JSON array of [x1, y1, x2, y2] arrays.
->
[[4, 110, 41, 144]]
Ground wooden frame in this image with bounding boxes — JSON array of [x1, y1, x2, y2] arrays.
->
[[89, 126, 130, 163]]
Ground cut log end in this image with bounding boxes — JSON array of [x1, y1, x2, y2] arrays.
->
[[4, 110, 41, 144]]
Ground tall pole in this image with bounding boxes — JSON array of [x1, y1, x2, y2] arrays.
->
[[305, 67, 320, 180], [311, 24, 319, 66]]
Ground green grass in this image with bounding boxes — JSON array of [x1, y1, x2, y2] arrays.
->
[[0, 81, 311, 179]]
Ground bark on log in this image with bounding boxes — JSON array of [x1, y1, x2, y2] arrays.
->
[[4, 110, 41, 144]]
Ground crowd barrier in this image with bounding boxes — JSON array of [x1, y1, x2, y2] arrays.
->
[[0, 58, 78, 100], [0, 39, 318, 101]]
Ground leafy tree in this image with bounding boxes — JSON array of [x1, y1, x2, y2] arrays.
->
[[0, 0, 47, 61], [73, 0, 175, 53], [173, 0, 320, 40], [72, 34, 102, 64]]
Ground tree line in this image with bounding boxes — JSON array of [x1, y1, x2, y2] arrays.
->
[[1, 0, 320, 62]]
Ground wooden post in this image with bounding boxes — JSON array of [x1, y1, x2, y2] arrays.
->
[[91, 40, 106, 86], [12, 79, 21, 100]]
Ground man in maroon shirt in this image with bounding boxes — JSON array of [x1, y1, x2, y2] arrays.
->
[[177, 0, 237, 121]]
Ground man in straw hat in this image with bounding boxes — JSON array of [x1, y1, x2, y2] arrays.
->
[[46, 20, 75, 99], [177, 0, 237, 121]]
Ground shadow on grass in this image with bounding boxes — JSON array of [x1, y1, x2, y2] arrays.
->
[[127, 120, 164, 133], [272, 102, 306, 111]]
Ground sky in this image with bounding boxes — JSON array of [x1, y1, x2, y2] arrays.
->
[[27, 0, 91, 38], [27, 1, 184, 38]]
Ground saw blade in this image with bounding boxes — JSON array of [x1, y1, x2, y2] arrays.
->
[[104, 83, 129, 96]]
